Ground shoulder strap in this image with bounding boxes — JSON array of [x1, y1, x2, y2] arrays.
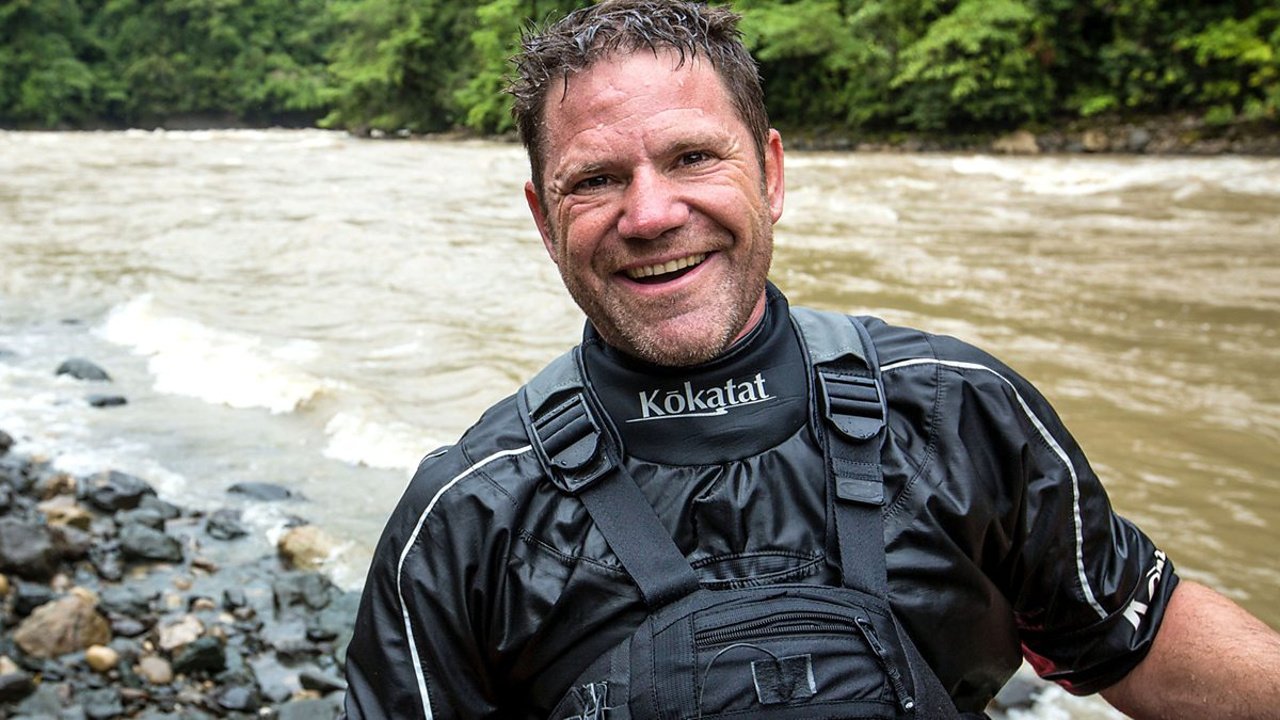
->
[[517, 348, 701, 609], [791, 308, 890, 598]]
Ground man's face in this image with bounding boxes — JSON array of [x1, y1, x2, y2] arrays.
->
[[525, 50, 784, 366]]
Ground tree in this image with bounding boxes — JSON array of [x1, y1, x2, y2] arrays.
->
[[0, 0, 100, 126]]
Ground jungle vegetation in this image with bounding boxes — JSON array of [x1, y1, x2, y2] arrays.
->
[[2, 0, 1277, 136]]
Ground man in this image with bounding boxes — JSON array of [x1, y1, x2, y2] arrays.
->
[[343, 2, 1280, 718]]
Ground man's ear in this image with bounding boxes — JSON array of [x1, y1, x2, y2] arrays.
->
[[524, 180, 557, 262], [764, 128, 785, 223]]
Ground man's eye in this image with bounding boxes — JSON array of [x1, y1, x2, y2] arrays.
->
[[680, 151, 710, 166], [573, 176, 611, 192]]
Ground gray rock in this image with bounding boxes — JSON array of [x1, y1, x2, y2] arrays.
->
[[139, 495, 181, 520], [277, 695, 344, 720], [0, 518, 63, 580], [210, 683, 259, 713], [117, 507, 167, 531], [99, 585, 156, 618], [299, 668, 347, 694], [170, 636, 226, 675], [11, 579, 57, 617], [206, 509, 248, 540], [88, 540, 125, 582], [1127, 127, 1153, 152], [0, 428, 13, 454], [80, 470, 157, 512], [11, 678, 61, 715], [87, 395, 128, 408], [119, 524, 183, 563], [80, 687, 124, 720], [0, 669, 36, 703], [272, 571, 335, 611], [56, 358, 112, 382], [227, 482, 295, 501]]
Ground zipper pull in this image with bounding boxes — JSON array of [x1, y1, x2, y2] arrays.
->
[[855, 616, 917, 713]]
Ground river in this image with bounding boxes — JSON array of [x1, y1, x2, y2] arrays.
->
[[1, 129, 1276, 715]]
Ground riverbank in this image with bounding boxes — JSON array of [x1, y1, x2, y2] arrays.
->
[[12, 109, 1276, 158], [376, 112, 1280, 157], [0, 420, 354, 717], [776, 114, 1280, 156]]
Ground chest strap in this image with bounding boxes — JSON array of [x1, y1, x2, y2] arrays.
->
[[792, 308, 889, 598], [517, 348, 701, 609]]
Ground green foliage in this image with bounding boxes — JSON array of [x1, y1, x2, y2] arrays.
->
[[321, 0, 475, 133], [2, 0, 1277, 133], [0, 0, 100, 126], [891, 0, 1050, 129]]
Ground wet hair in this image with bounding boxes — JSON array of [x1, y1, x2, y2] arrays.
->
[[509, 0, 768, 194]]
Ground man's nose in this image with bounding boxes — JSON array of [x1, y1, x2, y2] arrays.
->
[[617, 169, 688, 240]]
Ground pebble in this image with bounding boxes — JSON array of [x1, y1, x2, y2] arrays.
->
[[136, 655, 174, 685], [86, 644, 120, 672]]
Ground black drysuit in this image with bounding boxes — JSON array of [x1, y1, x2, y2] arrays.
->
[[344, 286, 1176, 719]]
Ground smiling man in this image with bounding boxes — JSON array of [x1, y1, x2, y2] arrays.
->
[[342, 2, 1280, 719]]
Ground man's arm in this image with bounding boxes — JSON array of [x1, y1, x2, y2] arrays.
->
[[344, 445, 508, 720], [1101, 580, 1280, 719]]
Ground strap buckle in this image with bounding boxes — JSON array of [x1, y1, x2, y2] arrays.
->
[[818, 371, 884, 441], [529, 392, 611, 494]]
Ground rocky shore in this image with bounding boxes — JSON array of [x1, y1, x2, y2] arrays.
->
[[0, 404, 354, 718]]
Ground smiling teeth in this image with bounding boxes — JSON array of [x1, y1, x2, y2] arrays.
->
[[626, 253, 707, 279]]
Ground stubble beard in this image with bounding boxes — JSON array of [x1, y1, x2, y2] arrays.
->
[[554, 216, 774, 368]]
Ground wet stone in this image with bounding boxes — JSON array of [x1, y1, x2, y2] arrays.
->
[[119, 523, 183, 563], [12, 580, 56, 617], [276, 695, 344, 720], [56, 358, 112, 382], [299, 668, 347, 694], [89, 541, 126, 582], [0, 668, 36, 703], [81, 686, 125, 720], [227, 482, 294, 502], [206, 509, 248, 541], [170, 636, 226, 675], [87, 394, 128, 408], [81, 470, 157, 513], [211, 683, 260, 713], [117, 507, 168, 531], [139, 495, 182, 521], [272, 571, 334, 611], [0, 429, 13, 454], [0, 517, 63, 580]]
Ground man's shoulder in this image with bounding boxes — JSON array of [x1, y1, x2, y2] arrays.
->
[[402, 392, 541, 511], [788, 309, 1006, 371]]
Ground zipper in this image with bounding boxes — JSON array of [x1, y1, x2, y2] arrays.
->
[[694, 610, 857, 647], [855, 616, 916, 713]]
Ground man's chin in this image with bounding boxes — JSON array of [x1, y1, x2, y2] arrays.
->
[[611, 320, 736, 367]]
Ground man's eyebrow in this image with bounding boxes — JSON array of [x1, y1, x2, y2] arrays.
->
[[661, 133, 731, 157], [551, 160, 610, 186]]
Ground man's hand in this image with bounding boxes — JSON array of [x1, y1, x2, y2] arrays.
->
[[1101, 580, 1280, 719]]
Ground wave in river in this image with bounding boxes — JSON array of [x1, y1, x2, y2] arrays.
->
[[98, 294, 332, 414], [945, 154, 1280, 197]]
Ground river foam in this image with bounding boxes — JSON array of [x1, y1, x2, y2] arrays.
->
[[97, 294, 334, 414]]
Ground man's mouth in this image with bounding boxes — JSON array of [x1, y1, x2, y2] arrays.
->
[[623, 253, 707, 284]]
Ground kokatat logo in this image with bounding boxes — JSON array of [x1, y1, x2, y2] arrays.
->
[[629, 372, 773, 423]]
